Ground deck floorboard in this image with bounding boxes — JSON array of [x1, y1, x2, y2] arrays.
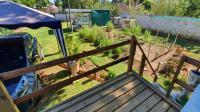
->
[[47, 73, 180, 112]]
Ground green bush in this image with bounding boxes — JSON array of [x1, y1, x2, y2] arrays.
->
[[79, 25, 107, 43], [123, 24, 142, 36], [106, 21, 114, 32], [65, 34, 81, 55], [143, 0, 152, 10], [107, 71, 116, 79], [112, 47, 123, 57], [143, 30, 152, 42]]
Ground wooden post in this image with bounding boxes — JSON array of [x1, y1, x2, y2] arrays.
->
[[139, 54, 146, 76], [0, 80, 19, 112], [166, 56, 186, 97], [127, 36, 137, 73], [166, 33, 170, 44], [173, 33, 179, 48]]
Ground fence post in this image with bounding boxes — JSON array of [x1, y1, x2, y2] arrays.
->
[[0, 80, 19, 112], [166, 56, 186, 98], [139, 54, 146, 76], [127, 36, 137, 73]]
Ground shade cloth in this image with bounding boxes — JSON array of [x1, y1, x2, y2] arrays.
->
[[0, 1, 67, 57], [182, 84, 200, 112]]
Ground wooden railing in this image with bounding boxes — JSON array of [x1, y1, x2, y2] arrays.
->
[[166, 56, 200, 97], [0, 36, 159, 112]]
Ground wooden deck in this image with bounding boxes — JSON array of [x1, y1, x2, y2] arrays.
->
[[47, 73, 181, 112]]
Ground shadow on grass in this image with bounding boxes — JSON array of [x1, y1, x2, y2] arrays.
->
[[53, 70, 71, 81], [44, 51, 60, 57], [150, 31, 200, 54], [82, 78, 93, 85]]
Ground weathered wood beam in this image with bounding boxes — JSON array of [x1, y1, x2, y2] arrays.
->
[[0, 80, 19, 112], [0, 40, 130, 81], [128, 36, 137, 72], [14, 56, 129, 104]]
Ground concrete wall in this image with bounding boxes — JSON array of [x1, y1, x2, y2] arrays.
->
[[136, 15, 200, 41]]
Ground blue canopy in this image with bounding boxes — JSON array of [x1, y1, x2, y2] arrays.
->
[[0, 1, 67, 57], [0, 1, 61, 29]]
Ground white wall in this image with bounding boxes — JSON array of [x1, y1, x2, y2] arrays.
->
[[136, 15, 200, 41]]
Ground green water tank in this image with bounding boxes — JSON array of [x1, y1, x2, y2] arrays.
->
[[92, 10, 110, 26]]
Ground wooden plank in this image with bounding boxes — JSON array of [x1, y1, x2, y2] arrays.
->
[[167, 107, 178, 112], [115, 89, 154, 112], [166, 56, 186, 97], [132, 72, 182, 111], [139, 54, 146, 76], [0, 40, 130, 81], [0, 80, 19, 112], [54, 75, 137, 112], [184, 55, 200, 68], [134, 37, 158, 82], [48, 74, 130, 112], [149, 100, 170, 112], [14, 57, 129, 104], [96, 84, 147, 112], [78, 79, 141, 112], [131, 94, 161, 112], [176, 79, 194, 92], [128, 36, 137, 72]]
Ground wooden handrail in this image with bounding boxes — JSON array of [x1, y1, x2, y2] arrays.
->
[[133, 36, 158, 82], [166, 55, 200, 97], [14, 56, 129, 104], [0, 40, 130, 81]]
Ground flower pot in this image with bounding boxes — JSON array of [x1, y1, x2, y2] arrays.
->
[[69, 60, 80, 76]]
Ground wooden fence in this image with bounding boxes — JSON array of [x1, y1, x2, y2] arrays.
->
[[0, 35, 180, 112]]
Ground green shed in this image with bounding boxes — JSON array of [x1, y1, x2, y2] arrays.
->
[[92, 10, 110, 26]]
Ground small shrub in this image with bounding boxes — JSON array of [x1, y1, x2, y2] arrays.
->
[[65, 34, 81, 55], [143, 30, 152, 42], [142, 0, 152, 10], [107, 71, 116, 79], [112, 47, 123, 57], [122, 24, 142, 36], [106, 21, 114, 32], [79, 25, 107, 43]]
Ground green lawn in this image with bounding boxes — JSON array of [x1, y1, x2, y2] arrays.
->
[[89, 55, 127, 76], [23, 27, 62, 61], [36, 77, 99, 112]]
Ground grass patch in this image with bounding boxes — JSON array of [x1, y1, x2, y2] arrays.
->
[[36, 77, 99, 112], [89, 55, 127, 76]]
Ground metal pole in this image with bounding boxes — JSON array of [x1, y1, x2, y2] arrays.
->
[[67, 0, 73, 32]]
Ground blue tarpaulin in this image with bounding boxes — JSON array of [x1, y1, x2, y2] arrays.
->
[[0, 1, 67, 57]]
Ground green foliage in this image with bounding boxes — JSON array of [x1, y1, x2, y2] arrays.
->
[[65, 34, 81, 55], [35, 0, 49, 9], [108, 71, 116, 79], [98, 37, 113, 48], [79, 25, 107, 45], [106, 21, 114, 32], [91, 2, 120, 16], [143, 30, 152, 42], [123, 24, 142, 36], [0, 28, 12, 35], [13, 0, 36, 7], [112, 47, 123, 57], [152, 1, 178, 16], [176, 0, 200, 17], [55, 0, 63, 7], [142, 0, 152, 10]]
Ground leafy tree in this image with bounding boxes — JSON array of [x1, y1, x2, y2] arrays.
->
[[35, 0, 49, 9], [180, 0, 200, 17], [13, 0, 36, 7]]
